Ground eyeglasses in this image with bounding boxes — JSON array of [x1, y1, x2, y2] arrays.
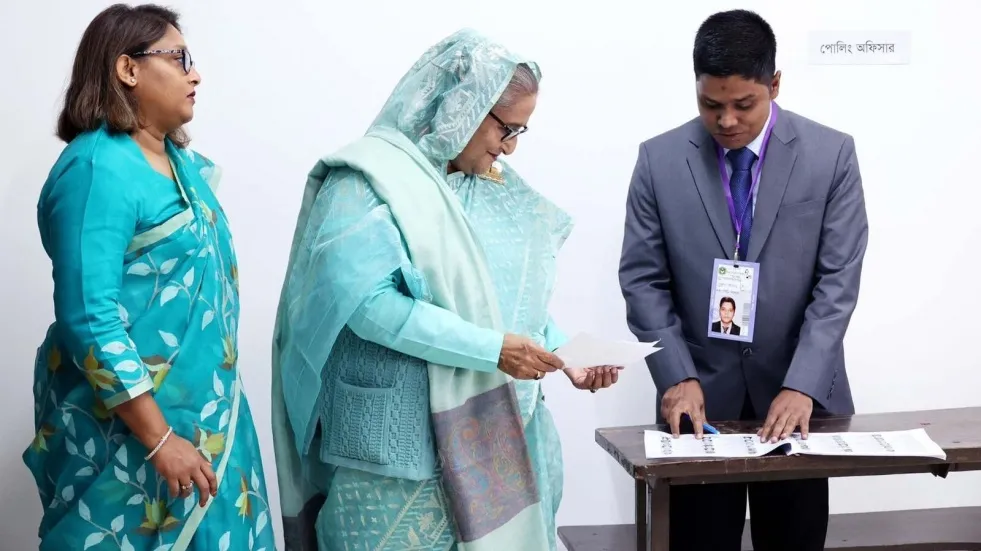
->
[[488, 111, 527, 142], [129, 48, 194, 74]]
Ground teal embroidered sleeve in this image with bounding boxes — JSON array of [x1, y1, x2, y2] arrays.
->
[[346, 271, 503, 373], [41, 159, 153, 408]]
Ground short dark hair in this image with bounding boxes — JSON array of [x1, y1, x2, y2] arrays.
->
[[57, 3, 188, 146], [693, 9, 777, 85], [720, 296, 736, 309]]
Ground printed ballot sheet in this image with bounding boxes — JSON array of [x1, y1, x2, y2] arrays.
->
[[553, 332, 660, 370], [644, 428, 947, 461]]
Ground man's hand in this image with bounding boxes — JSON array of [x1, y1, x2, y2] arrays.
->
[[758, 389, 813, 443], [661, 379, 706, 439]]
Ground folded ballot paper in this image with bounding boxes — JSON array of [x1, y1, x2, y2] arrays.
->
[[554, 332, 661, 369]]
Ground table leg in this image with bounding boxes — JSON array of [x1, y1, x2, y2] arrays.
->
[[636, 478, 670, 551], [634, 479, 647, 551], [648, 479, 669, 551]]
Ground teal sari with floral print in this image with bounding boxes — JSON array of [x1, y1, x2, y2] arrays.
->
[[24, 127, 275, 551]]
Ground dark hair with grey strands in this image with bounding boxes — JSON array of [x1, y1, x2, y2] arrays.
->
[[494, 63, 539, 108]]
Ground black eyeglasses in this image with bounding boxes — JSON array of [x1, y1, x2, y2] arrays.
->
[[488, 111, 527, 142], [129, 48, 194, 74]]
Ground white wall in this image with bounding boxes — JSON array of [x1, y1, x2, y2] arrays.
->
[[2, 1, 979, 550]]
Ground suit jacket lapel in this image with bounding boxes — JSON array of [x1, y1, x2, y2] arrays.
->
[[688, 130, 736, 258], [747, 104, 798, 261]]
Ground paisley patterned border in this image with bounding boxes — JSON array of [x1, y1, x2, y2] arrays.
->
[[432, 383, 538, 541]]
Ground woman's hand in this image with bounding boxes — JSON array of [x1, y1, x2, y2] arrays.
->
[[498, 334, 564, 380], [565, 365, 622, 392], [150, 434, 218, 507], [110, 395, 217, 506]]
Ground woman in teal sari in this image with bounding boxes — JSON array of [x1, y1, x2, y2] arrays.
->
[[23, 5, 275, 550], [272, 29, 621, 551]]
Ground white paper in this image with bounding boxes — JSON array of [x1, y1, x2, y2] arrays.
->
[[644, 431, 789, 459], [644, 428, 946, 461], [554, 332, 660, 369], [787, 429, 946, 460]]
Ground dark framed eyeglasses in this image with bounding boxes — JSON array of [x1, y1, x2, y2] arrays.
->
[[488, 111, 527, 142], [129, 48, 194, 74]]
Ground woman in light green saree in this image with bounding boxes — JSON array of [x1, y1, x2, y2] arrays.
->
[[271, 29, 621, 551]]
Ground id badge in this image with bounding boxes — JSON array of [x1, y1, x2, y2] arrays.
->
[[707, 258, 759, 342]]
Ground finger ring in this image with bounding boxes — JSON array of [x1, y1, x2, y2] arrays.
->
[[534, 372, 543, 380], [180, 483, 192, 491], [590, 389, 597, 393]]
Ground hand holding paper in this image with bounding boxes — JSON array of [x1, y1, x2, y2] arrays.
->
[[554, 332, 661, 370], [498, 333, 563, 380], [565, 365, 621, 392]]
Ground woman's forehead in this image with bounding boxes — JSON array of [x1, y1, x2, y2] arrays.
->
[[151, 25, 185, 48]]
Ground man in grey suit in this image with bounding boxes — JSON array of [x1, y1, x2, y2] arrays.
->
[[618, 10, 868, 551]]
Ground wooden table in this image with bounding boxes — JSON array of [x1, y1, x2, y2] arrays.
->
[[573, 407, 981, 551]]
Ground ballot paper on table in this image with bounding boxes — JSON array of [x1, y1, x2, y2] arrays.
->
[[643, 428, 947, 461], [554, 332, 661, 369]]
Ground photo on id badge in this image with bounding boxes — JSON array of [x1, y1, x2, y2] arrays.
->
[[707, 258, 759, 342]]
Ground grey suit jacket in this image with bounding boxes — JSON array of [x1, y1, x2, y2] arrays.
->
[[619, 103, 868, 421]]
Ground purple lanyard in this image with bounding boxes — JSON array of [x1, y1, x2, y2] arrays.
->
[[715, 103, 778, 260]]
